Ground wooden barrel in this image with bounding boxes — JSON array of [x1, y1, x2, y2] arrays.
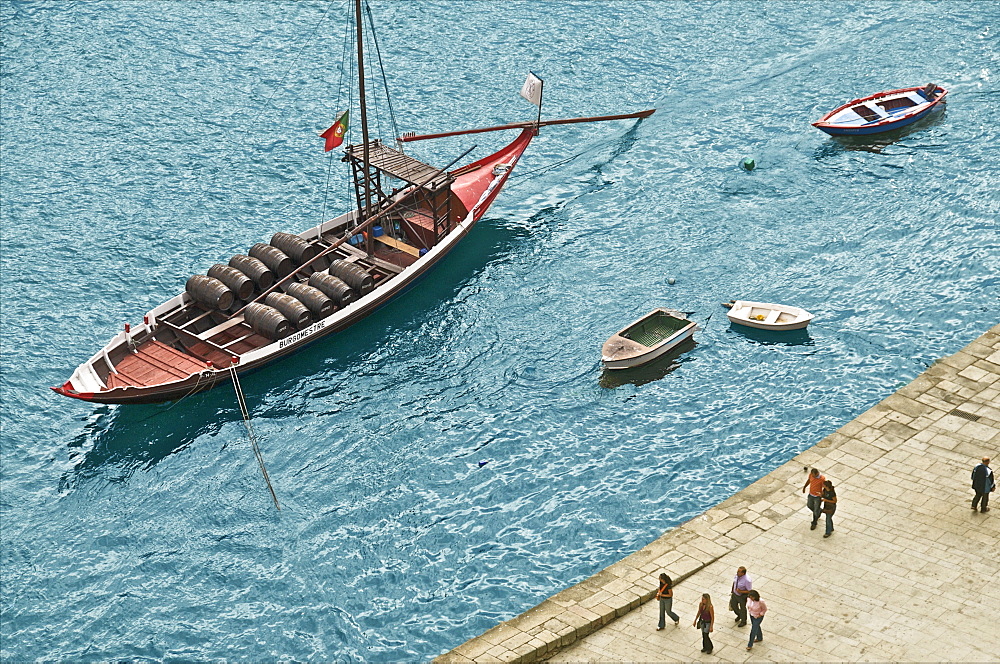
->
[[244, 303, 291, 340], [185, 275, 234, 310], [249, 243, 294, 278], [207, 264, 254, 301], [310, 253, 330, 272], [271, 232, 318, 265], [229, 254, 275, 291], [286, 282, 335, 318], [308, 272, 357, 306], [264, 292, 312, 329], [328, 259, 374, 295]]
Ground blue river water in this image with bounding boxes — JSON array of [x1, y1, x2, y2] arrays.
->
[[2, 1, 998, 661]]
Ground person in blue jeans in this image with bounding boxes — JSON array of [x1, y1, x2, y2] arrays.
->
[[745, 590, 767, 651], [802, 468, 825, 530], [655, 573, 680, 630]]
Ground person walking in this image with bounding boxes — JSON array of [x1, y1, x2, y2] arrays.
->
[[745, 590, 767, 651], [821, 479, 838, 537], [971, 457, 995, 513], [802, 467, 825, 530], [655, 573, 680, 630], [729, 566, 752, 627], [693, 593, 715, 654]]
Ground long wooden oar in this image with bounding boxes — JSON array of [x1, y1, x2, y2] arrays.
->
[[397, 109, 656, 143]]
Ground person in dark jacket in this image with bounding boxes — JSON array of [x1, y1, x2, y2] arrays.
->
[[971, 457, 995, 513], [821, 480, 837, 537]]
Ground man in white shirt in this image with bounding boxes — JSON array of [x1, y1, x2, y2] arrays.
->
[[730, 566, 752, 627]]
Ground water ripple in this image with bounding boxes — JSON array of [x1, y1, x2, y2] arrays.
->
[[3, 1, 999, 662]]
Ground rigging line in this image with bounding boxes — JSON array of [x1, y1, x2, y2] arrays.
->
[[321, 3, 356, 224], [320, 146, 337, 226], [505, 133, 628, 189], [362, 23, 384, 147], [181, 2, 338, 223], [229, 363, 280, 510], [504, 150, 594, 188], [363, 0, 400, 148], [134, 367, 212, 422], [346, 7, 356, 210], [321, 2, 355, 220], [336, 0, 353, 113], [360, 12, 419, 190]]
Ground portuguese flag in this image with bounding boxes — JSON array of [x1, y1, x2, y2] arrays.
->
[[320, 110, 349, 151]]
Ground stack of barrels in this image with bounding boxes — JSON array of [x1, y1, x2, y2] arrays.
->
[[184, 232, 377, 341]]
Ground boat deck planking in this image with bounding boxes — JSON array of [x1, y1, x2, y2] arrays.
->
[[374, 234, 421, 257], [108, 340, 207, 388]]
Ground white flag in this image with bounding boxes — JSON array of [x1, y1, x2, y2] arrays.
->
[[520, 72, 543, 108]]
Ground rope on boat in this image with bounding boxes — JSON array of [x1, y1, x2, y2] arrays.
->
[[229, 362, 281, 511], [171, 368, 212, 404], [505, 141, 609, 187], [134, 368, 214, 422], [507, 114, 652, 187], [363, 0, 400, 149], [238, 3, 337, 149]]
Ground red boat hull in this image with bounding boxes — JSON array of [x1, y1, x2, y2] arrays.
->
[[54, 130, 535, 405]]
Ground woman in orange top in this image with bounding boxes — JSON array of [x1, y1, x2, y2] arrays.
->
[[655, 573, 680, 629], [692, 593, 714, 654], [802, 467, 825, 530]]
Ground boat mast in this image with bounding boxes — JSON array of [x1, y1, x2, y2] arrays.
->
[[355, 0, 372, 221]]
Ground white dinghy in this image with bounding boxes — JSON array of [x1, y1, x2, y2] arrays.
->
[[724, 300, 814, 331]]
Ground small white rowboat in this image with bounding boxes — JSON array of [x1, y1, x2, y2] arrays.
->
[[601, 308, 696, 370], [724, 300, 814, 331]]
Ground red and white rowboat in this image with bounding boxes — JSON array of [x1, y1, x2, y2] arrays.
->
[[812, 84, 947, 136]]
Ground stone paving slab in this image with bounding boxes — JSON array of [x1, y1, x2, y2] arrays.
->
[[436, 323, 1000, 663]]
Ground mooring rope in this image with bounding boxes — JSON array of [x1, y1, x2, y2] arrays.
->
[[229, 364, 280, 510]]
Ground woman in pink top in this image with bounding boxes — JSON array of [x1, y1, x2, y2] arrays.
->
[[745, 589, 767, 651], [692, 593, 714, 654]]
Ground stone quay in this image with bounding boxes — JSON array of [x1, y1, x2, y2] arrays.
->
[[438, 323, 1000, 663]]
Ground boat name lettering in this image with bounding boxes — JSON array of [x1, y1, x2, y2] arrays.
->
[[279, 319, 326, 349]]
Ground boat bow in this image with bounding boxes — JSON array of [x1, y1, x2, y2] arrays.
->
[[451, 128, 534, 222]]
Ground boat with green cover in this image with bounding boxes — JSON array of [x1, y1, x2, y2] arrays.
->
[[601, 308, 696, 370]]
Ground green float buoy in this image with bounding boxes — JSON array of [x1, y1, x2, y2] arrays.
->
[[741, 157, 756, 171]]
